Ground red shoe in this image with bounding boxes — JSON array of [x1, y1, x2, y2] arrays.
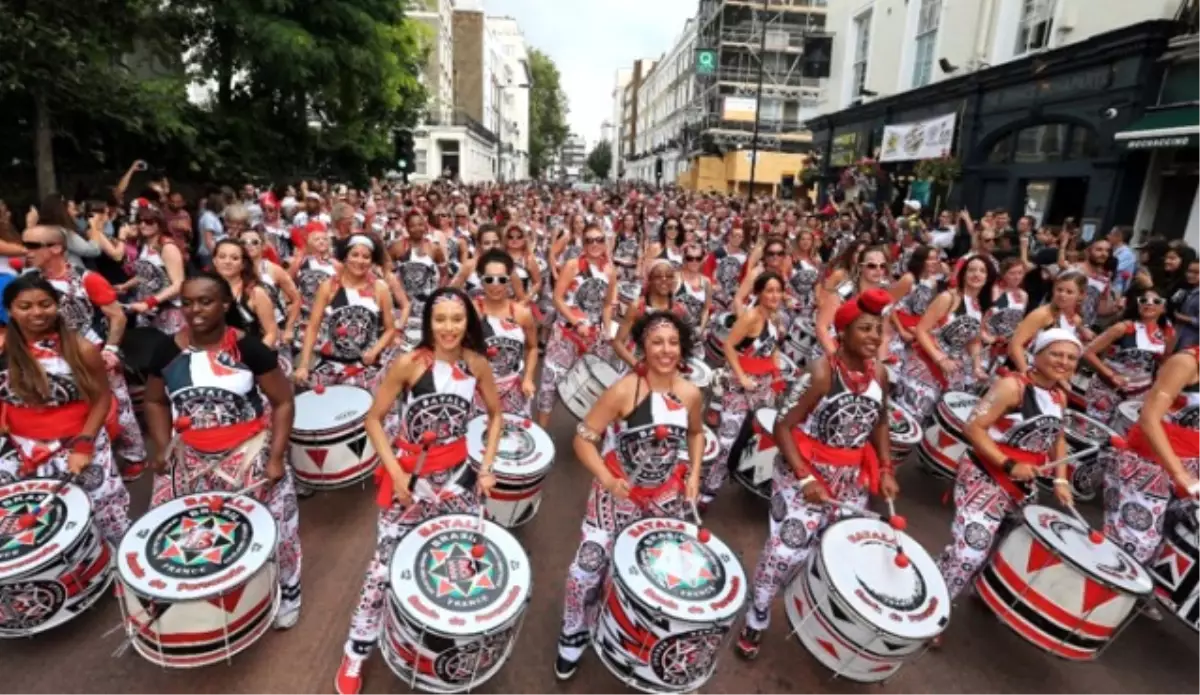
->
[[335, 654, 365, 695], [121, 461, 146, 482]]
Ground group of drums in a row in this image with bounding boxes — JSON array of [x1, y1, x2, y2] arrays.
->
[[1, 320, 1195, 694]]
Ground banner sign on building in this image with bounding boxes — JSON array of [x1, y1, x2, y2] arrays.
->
[[722, 97, 757, 123], [829, 132, 860, 167], [879, 112, 957, 162]]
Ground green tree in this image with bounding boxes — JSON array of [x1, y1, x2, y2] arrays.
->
[[586, 140, 613, 181], [528, 48, 569, 179]]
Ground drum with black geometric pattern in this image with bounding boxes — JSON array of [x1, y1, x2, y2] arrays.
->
[[784, 517, 950, 683], [115, 492, 279, 668], [289, 385, 379, 489], [383, 514, 531, 693], [593, 517, 747, 694], [730, 408, 779, 500], [465, 414, 555, 528], [1147, 500, 1199, 632], [0, 479, 113, 637], [917, 392, 976, 478], [704, 313, 734, 369], [975, 505, 1152, 661]]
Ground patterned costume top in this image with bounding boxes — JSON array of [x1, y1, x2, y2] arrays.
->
[[45, 268, 118, 346], [257, 260, 288, 328], [480, 306, 526, 381], [800, 365, 884, 449], [395, 247, 440, 317], [1080, 266, 1112, 328], [564, 259, 610, 326], [149, 331, 277, 431], [674, 275, 708, 326], [603, 390, 689, 488], [1106, 321, 1171, 382], [399, 358, 478, 444], [733, 318, 778, 359], [320, 280, 382, 363], [931, 293, 983, 356], [987, 289, 1027, 339], [897, 276, 940, 318], [295, 256, 336, 305], [788, 259, 821, 317], [131, 242, 178, 308], [986, 379, 1066, 456], [711, 248, 747, 302]]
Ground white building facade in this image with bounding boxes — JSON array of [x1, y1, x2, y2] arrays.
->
[[627, 19, 698, 185], [488, 16, 532, 182], [821, 0, 1185, 115], [609, 68, 633, 179]]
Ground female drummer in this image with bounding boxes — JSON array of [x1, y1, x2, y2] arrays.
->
[[241, 227, 302, 366], [554, 311, 705, 681], [294, 235, 396, 390], [335, 286, 502, 695], [612, 259, 688, 370], [735, 288, 900, 658], [705, 224, 748, 311], [701, 271, 785, 507], [451, 225, 519, 300], [647, 216, 685, 268], [211, 239, 279, 349], [674, 242, 712, 349], [94, 206, 186, 333], [0, 275, 130, 545], [894, 255, 996, 424], [888, 245, 944, 359], [611, 210, 643, 284], [475, 248, 538, 415], [788, 228, 822, 321], [536, 223, 617, 428], [504, 223, 543, 303], [1007, 271, 1088, 373], [732, 236, 792, 311], [289, 223, 339, 347], [143, 272, 303, 629], [984, 258, 1031, 371], [813, 243, 887, 361], [935, 329, 1077, 603], [1081, 288, 1174, 424]]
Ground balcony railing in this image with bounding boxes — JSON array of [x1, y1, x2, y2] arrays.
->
[[423, 109, 497, 144]]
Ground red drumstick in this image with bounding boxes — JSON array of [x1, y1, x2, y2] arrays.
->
[[689, 500, 711, 543], [406, 430, 438, 493], [1064, 504, 1105, 544], [886, 498, 910, 569], [471, 502, 487, 562]]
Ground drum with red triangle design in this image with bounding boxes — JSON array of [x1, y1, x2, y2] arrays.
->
[[975, 505, 1152, 660], [115, 492, 278, 667], [290, 385, 378, 489]]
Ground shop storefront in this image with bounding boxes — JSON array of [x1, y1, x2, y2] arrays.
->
[[807, 20, 1180, 231]]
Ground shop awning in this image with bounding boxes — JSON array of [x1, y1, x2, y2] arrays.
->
[[1114, 106, 1199, 150]]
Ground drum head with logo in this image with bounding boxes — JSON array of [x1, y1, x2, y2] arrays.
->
[[118, 493, 277, 600], [819, 517, 950, 640], [612, 517, 747, 624], [754, 408, 778, 436], [390, 514, 531, 636], [293, 385, 372, 433], [938, 392, 978, 427], [889, 406, 922, 447], [1020, 505, 1153, 596], [1064, 411, 1117, 449], [466, 414, 555, 480], [0, 480, 92, 582]]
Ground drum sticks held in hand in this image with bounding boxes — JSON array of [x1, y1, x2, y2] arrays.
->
[[824, 498, 910, 568], [17, 474, 75, 530], [1032, 434, 1128, 476]]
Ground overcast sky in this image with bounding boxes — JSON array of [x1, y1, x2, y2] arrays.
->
[[484, 0, 696, 149]]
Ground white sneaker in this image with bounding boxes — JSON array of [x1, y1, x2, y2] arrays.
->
[[274, 606, 300, 630]]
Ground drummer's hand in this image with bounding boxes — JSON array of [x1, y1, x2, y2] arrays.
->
[[128, 301, 150, 314], [266, 456, 285, 487], [477, 470, 496, 498], [1010, 463, 1037, 482], [1171, 471, 1200, 499], [604, 475, 631, 501], [151, 453, 169, 475], [292, 367, 310, 384], [880, 472, 900, 501], [1054, 482, 1074, 508], [362, 349, 380, 366], [101, 348, 121, 372], [67, 451, 92, 476], [1110, 373, 1128, 390], [897, 328, 913, 342], [801, 478, 830, 505], [973, 366, 988, 382], [390, 469, 414, 506], [938, 357, 960, 375], [686, 471, 701, 503], [281, 328, 295, 345], [738, 373, 755, 391], [521, 378, 536, 399]]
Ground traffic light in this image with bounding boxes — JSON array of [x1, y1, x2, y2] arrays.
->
[[394, 129, 415, 172], [801, 35, 833, 79]]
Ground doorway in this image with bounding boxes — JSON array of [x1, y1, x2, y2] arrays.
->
[[1153, 173, 1199, 240], [1044, 177, 1088, 226]]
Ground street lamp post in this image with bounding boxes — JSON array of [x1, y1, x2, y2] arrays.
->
[[746, 0, 769, 201]]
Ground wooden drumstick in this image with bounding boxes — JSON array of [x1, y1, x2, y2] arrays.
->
[[407, 430, 439, 493], [689, 500, 712, 543], [1033, 434, 1128, 475], [471, 502, 487, 565]]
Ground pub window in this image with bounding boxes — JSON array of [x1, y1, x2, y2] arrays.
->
[[986, 122, 1098, 164]]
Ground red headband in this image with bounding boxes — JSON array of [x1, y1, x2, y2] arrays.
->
[[834, 288, 892, 333]]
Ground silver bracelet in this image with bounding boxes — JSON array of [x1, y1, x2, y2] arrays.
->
[[575, 422, 601, 443]]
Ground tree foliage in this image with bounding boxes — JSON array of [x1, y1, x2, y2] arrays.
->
[[586, 140, 613, 181], [0, 0, 430, 200], [527, 48, 569, 180]]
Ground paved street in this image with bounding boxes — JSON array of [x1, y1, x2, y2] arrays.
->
[[2, 402, 1196, 694]]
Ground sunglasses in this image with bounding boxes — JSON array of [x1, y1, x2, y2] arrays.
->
[[243, 238, 262, 246], [764, 250, 784, 258], [482, 274, 510, 285], [507, 232, 524, 240], [1138, 296, 1166, 306], [650, 273, 674, 281], [685, 254, 704, 262], [861, 262, 887, 271], [22, 240, 57, 250], [584, 237, 605, 245], [981, 237, 997, 244]]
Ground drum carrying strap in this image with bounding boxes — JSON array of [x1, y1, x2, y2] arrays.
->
[[171, 429, 269, 498]]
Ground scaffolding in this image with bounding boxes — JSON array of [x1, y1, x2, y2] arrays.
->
[[686, 0, 827, 154]]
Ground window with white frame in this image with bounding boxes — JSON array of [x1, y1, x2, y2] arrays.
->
[[852, 10, 872, 99], [1015, 0, 1056, 56], [912, 0, 941, 88], [415, 149, 427, 175]]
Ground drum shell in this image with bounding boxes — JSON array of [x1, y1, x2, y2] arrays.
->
[[289, 419, 379, 489], [916, 421, 968, 479], [1109, 401, 1141, 437], [467, 461, 550, 529], [975, 514, 1148, 661], [0, 527, 114, 638], [116, 562, 278, 668], [1147, 501, 1199, 632], [888, 406, 922, 462], [558, 355, 620, 421], [731, 410, 777, 500]]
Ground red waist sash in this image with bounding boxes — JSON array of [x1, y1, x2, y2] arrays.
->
[[374, 437, 468, 508], [4, 398, 121, 442], [895, 311, 921, 331], [1126, 420, 1199, 496], [738, 354, 778, 376], [971, 442, 1046, 500], [603, 451, 687, 507], [791, 429, 882, 494], [182, 417, 267, 454]]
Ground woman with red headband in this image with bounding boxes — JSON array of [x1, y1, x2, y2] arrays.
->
[[335, 286, 502, 695], [0, 275, 130, 546], [934, 329, 1076, 606], [553, 311, 704, 681], [143, 272, 302, 629], [735, 288, 900, 659], [611, 258, 688, 371], [701, 270, 786, 508], [535, 222, 617, 428]]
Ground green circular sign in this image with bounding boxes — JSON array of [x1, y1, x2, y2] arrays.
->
[[698, 52, 714, 68]]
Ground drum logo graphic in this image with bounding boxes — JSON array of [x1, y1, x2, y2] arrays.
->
[[649, 627, 724, 687], [0, 580, 66, 631], [1003, 414, 1062, 454], [331, 306, 379, 357], [575, 277, 607, 315], [498, 421, 535, 463], [406, 394, 472, 442], [889, 408, 915, 438], [172, 386, 247, 428], [636, 530, 726, 602], [416, 530, 509, 612], [147, 507, 252, 579], [811, 393, 880, 449], [0, 493, 66, 564]]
